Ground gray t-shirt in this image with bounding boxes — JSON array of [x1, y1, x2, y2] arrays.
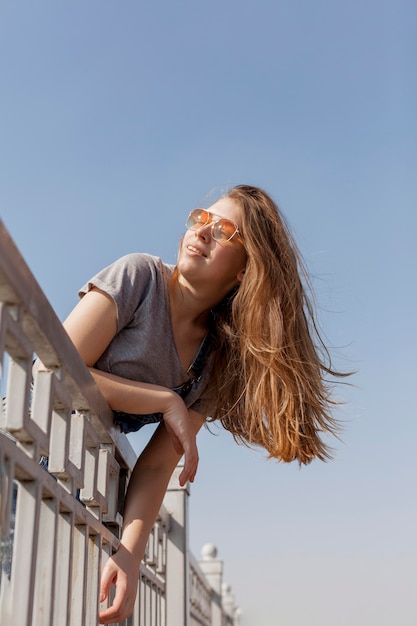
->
[[79, 253, 213, 431]]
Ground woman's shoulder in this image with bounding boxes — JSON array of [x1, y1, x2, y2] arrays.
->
[[113, 252, 174, 276], [79, 253, 174, 303], [114, 252, 162, 268]]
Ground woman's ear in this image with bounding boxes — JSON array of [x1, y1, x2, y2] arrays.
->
[[237, 268, 246, 282]]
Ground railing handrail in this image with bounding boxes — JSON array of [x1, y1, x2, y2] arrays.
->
[[0, 218, 136, 469]]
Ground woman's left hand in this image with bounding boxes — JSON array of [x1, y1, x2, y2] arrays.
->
[[162, 395, 200, 485]]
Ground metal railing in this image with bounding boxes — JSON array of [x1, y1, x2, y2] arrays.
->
[[0, 220, 240, 626]]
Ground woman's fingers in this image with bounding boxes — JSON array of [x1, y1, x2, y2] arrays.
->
[[163, 420, 184, 456], [180, 435, 199, 484], [98, 563, 113, 603], [163, 411, 199, 484]]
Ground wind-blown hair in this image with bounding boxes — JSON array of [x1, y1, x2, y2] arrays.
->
[[204, 184, 347, 464]]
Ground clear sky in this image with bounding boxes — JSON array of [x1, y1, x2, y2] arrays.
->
[[1, 1, 416, 624]]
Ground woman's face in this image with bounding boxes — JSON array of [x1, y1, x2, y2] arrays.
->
[[177, 196, 247, 298]]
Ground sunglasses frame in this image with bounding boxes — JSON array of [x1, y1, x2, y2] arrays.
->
[[185, 209, 243, 244]]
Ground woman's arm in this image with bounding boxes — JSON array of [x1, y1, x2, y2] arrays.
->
[[98, 409, 205, 625], [63, 287, 199, 484], [63, 287, 118, 367]]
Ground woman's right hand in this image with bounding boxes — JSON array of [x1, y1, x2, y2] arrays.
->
[[98, 545, 141, 624]]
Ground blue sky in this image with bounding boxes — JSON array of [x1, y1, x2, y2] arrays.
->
[[1, 1, 416, 624]]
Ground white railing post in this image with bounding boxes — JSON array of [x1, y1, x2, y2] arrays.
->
[[163, 464, 190, 626], [222, 583, 239, 625], [198, 543, 223, 626]]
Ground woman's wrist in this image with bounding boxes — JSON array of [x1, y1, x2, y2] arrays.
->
[[119, 522, 148, 561], [160, 388, 185, 415]]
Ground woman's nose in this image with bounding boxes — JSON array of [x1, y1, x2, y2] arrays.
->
[[196, 223, 212, 241]]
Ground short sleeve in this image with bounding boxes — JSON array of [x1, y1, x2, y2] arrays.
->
[[78, 253, 163, 332]]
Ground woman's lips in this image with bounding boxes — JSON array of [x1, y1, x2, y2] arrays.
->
[[187, 244, 206, 257]]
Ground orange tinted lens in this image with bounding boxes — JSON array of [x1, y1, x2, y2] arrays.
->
[[186, 209, 209, 230], [212, 219, 237, 242]]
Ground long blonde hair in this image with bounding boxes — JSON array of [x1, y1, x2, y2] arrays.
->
[[204, 184, 348, 464]]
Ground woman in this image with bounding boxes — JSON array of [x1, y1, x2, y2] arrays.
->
[[63, 184, 345, 624]]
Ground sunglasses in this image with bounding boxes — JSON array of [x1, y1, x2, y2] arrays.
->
[[185, 209, 243, 244]]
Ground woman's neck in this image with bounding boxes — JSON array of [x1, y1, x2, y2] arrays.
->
[[169, 274, 213, 330]]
